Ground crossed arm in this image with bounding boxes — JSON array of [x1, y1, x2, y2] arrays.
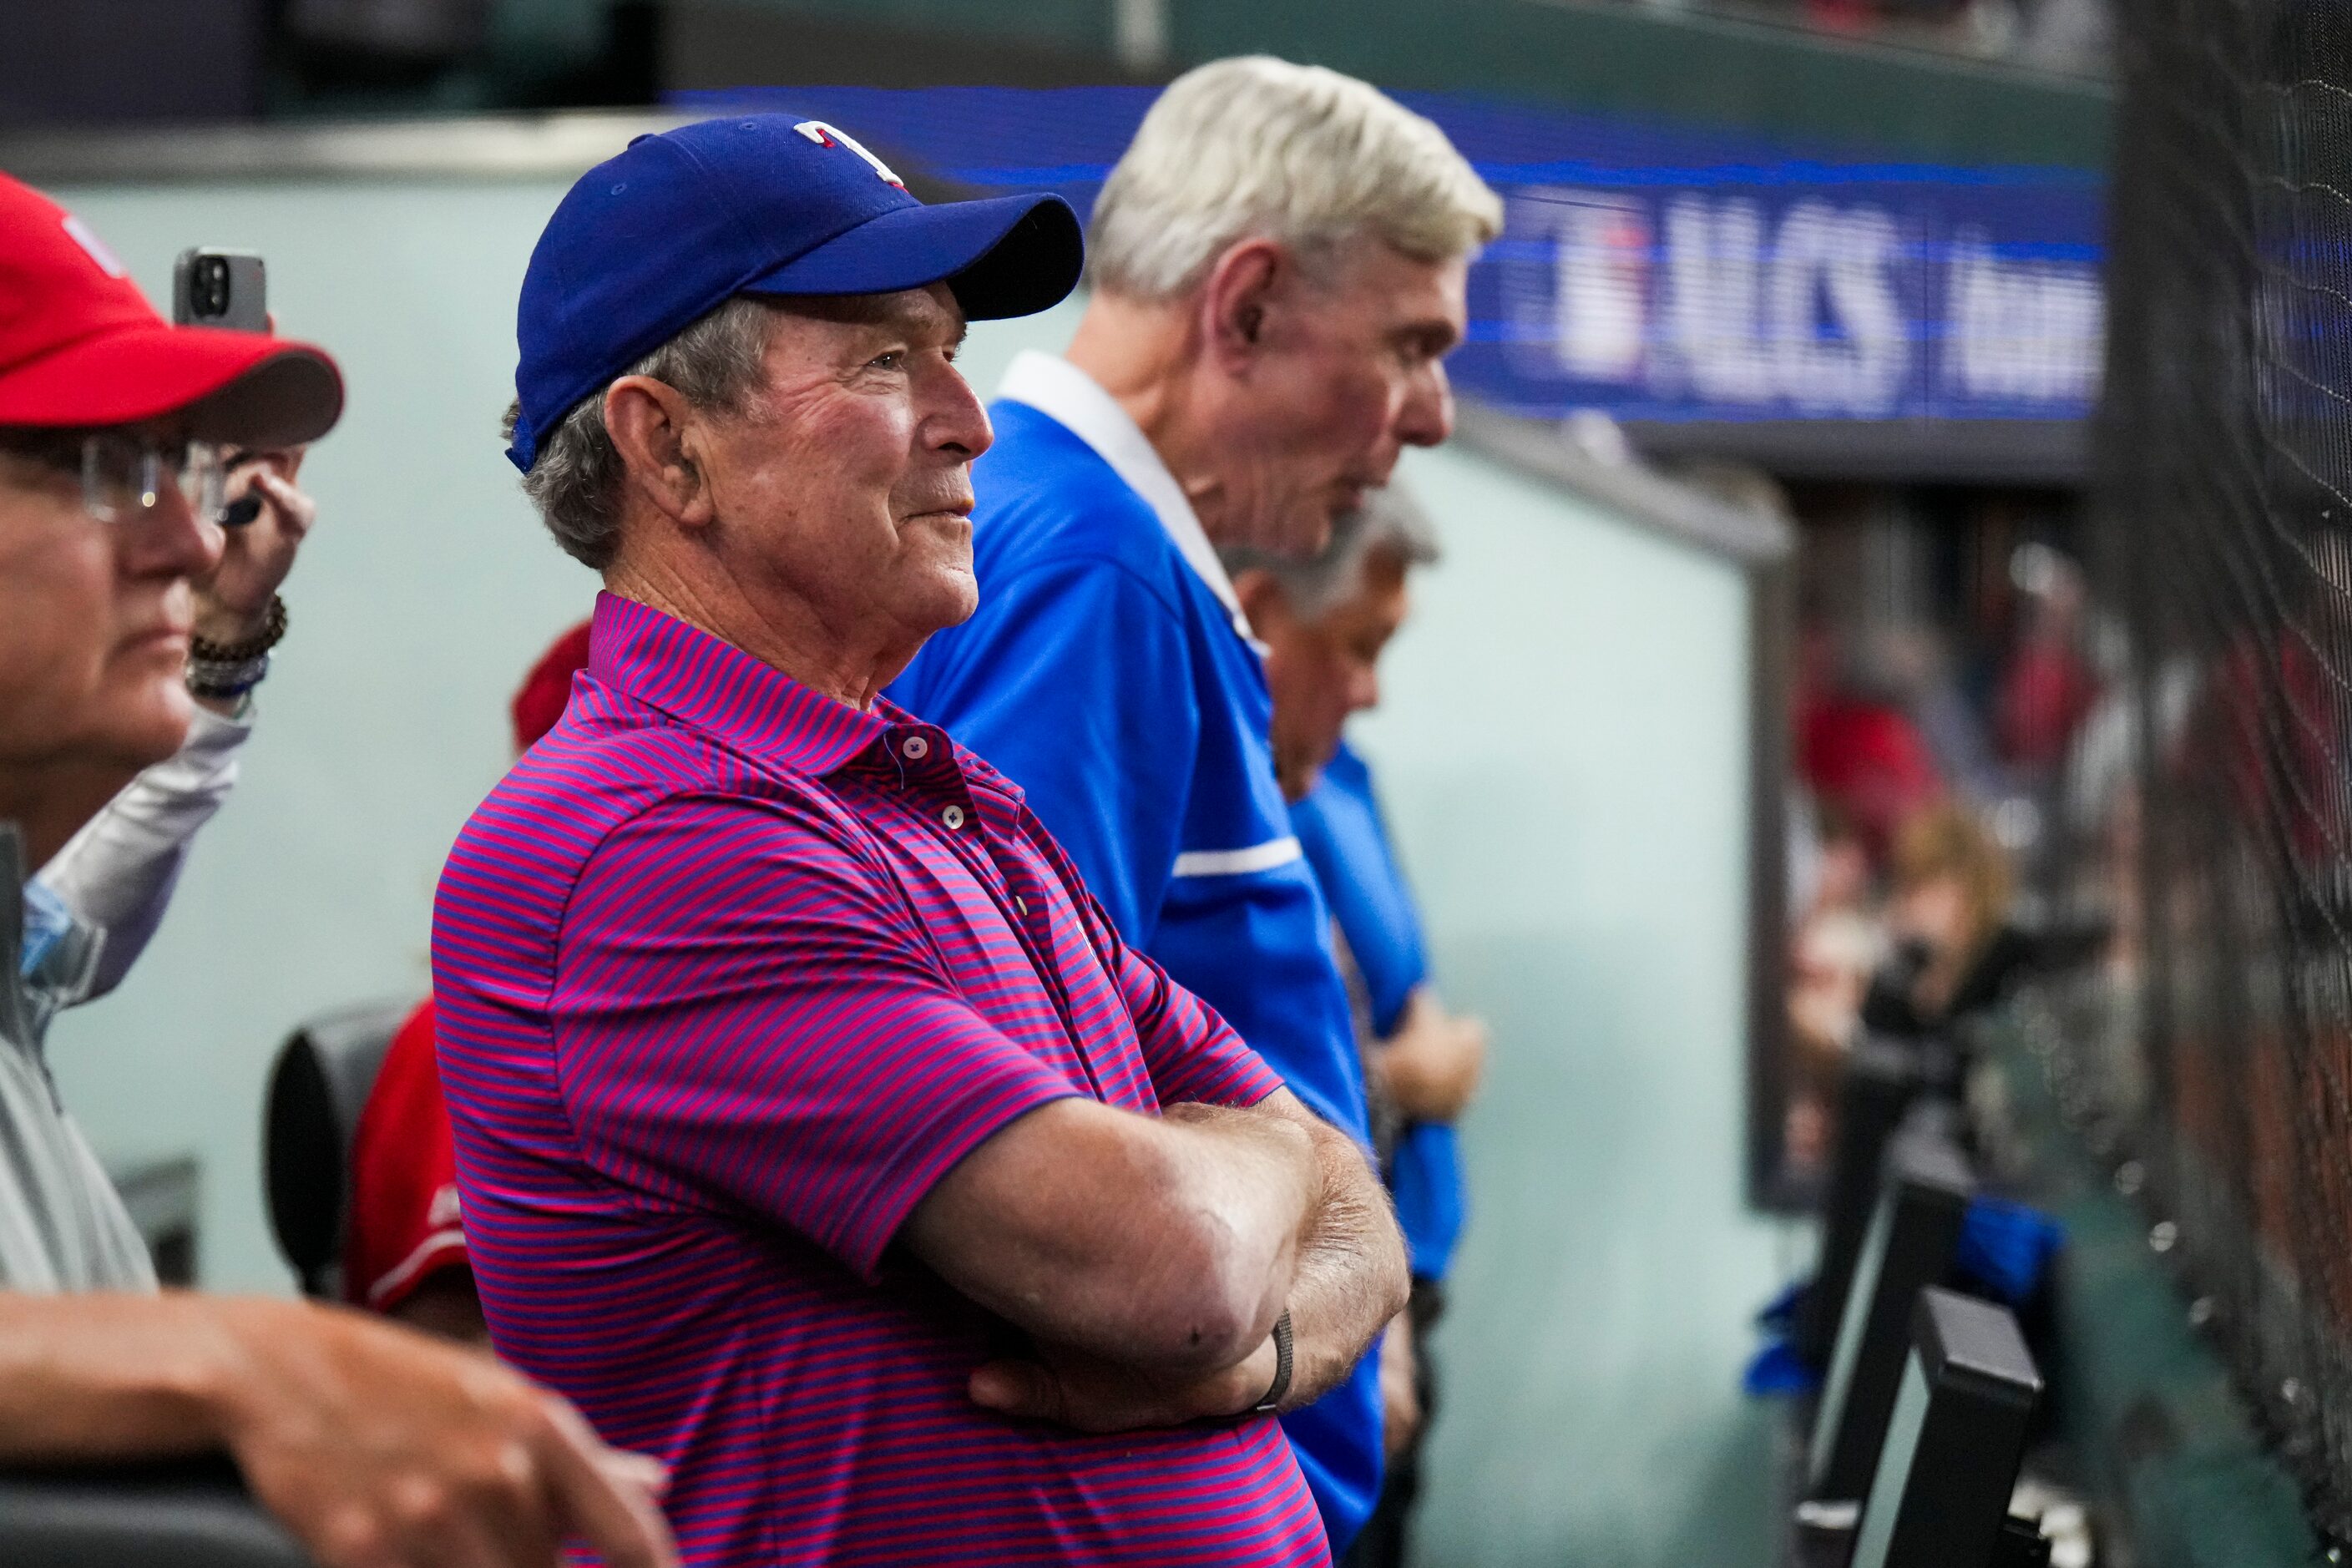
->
[[903, 1085, 1410, 1430]]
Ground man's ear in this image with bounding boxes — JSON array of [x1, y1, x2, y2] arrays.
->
[[1200, 238, 1287, 375], [604, 376, 716, 529]]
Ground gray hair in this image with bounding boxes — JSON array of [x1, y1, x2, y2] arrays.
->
[[1222, 482, 1439, 619], [503, 295, 781, 569], [1087, 57, 1502, 301]]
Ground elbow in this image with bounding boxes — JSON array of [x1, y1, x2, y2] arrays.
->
[[1045, 1108, 1307, 1370], [1156, 1220, 1290, 1371], [1119, 1205, 1292, 1373]]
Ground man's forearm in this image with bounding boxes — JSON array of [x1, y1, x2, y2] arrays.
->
[[0, 1291, 682, 1568], [956, 1095, 1404, 1434], [907, 1095, 1317, 1376], [0, 1292, 238, 1461], [39, 704, 251, 999], [1264, 1106, 1411, 1409]]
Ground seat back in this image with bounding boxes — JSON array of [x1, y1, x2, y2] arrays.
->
[[0, 1457, 314, 1567], [262, 998, 416, 1297]]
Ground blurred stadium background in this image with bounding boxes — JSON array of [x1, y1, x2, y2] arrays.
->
[[33, 0, 2352, 1565]]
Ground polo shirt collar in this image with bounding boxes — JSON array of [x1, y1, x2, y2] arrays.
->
[[997, 351, 1257, 644], [588, 592, 888, 776]]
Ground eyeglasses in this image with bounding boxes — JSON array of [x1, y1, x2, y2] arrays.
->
[[0, 430, 239, 525], [78, 433, 228, 525]]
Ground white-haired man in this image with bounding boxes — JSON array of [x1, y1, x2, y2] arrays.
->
[[888, 58, 1501, 1548]]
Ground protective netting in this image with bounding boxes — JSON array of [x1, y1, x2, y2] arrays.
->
[[2060, 0, 2352, 1539]]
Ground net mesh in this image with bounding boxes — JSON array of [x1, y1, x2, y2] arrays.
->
[[2062, 0, 2352, 1536]]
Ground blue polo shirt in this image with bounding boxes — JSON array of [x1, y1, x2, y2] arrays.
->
[[889, 352, 1381, 1550], [1292, 741, 1469, 1283]]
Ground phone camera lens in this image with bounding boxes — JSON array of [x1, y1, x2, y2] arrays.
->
[[195, 257, 230, 320]]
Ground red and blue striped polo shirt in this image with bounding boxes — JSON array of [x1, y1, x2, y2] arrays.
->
[[432, 593, 1327, 1566]]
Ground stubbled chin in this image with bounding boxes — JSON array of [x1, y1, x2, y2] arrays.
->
[[918, 565, 980, 633]]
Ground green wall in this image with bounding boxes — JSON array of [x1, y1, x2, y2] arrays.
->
[[48, 170, 1784, 1565], [1362, 438, 1786, 1566], [667, 0, 2111, 167]]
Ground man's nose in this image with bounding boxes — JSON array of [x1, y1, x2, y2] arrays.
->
[[125, 485, 225, 583], [1396, 360, 1454, 449], [928, 362, 995, 460], [1349, 664, 1382, 715]]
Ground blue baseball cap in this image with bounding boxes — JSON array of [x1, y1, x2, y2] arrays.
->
[[508, 114, 1082, 472]]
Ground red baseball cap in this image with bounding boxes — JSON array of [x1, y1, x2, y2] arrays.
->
[[0, 173, 342, 446], [510, 619, 593, 753]]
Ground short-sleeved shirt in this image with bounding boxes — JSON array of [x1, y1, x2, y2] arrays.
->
[[1291, 742, 1467, 1283], [432, 594, 1323, 1567], [343, 999, 466, 1312], [886, 352, 1382, 1546], [0, 824, 155, 1292]]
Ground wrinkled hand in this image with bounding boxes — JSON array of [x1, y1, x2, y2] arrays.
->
[[195, 451, 316, 645], [1373, 990, 1488, 1124], [1377, 1310, 1420, 1460], [969, 1332, 1281, 1434], [211, 1298, 677, 1568]]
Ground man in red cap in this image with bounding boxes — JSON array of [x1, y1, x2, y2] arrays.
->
[[0, 172, 677, 1568]]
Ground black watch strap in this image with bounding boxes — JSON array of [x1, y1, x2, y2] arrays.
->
[[1252, 1311, 1294, 1414]]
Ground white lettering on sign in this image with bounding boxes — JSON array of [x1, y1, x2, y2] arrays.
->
[[1945, 230, 2103, 402], [1661, 196, 1773, 402], [1550, 195, 1651, 381], [1502, 186, 2100, 417], [792, 120, 907, 189], [1766, 200, 1909, 417]]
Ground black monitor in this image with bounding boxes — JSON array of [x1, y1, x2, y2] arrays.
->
[[1798, 1035, 1923, 1365], [1849, 1287, 2043, 1568], [1808, 1110, 1975, 1502]]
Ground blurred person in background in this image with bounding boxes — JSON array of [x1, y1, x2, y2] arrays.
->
[[1860, 802, 2032, 1037], [1223, 481, 1487, 1568], [1783, 799, 1884, 1179], [1995, 542, 2101, 786], [1796, 622, 1948, 867], [1868, 621, 2005, 806], [442, 113, 1406, 1565], [0, 172, 675, 1568], [341, 620, 591, 1343], [888, 58, 1501, 1549]]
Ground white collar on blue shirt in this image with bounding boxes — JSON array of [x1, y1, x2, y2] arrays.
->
[[996, 351, 1262, 649]]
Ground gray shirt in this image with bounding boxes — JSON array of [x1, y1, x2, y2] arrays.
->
[[0, 824, 156, 1291]]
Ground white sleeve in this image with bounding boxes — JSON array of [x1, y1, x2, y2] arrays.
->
[[36, 703, 254, 999]]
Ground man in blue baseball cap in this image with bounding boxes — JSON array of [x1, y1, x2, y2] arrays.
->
[[439, 112, 1410, 1566]]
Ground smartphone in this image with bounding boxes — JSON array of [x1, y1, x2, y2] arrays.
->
[[172, 248, 267, 332]]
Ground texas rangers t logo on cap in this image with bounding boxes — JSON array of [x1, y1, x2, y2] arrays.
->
[[793, 121, 906, 190]]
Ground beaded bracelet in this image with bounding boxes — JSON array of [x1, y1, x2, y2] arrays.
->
[[187, 594, 287, 700], [190, 594, 288, 665], [187, 651, 271, 701]]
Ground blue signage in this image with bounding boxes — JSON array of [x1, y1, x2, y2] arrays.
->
[[677, 85, 2104, 427]]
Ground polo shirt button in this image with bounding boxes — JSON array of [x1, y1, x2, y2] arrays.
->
[[902, 735, 929, 760], [942, 805, 965, 830], [1015, 896, 1029, 916]]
